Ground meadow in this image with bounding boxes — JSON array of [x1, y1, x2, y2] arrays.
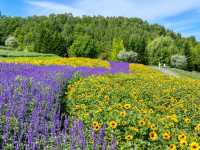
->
[[0, 57, 199, 150]]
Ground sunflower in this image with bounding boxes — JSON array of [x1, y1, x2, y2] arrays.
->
[[125, 135, 133, 141], [129, 126, 139, 132], [92, 121, 101, 131], [184, 117, 191, 124], [149, 131, 158, 141], [122, 120, 127, 126], [178, 133, 186, 141], [109, 121, 117, 129], [104, 95, 109, 101], [94, 124, 101, 131], [149, 124, 157, 131], [138, 120, 146, 126], [124, 104, 131, 110], [168, 144, 176, 150], [194, 124, 200, 133], [92, 121, 99, 128], [119, 111, 126, 117], [163, 132, 171, 140], [190, 142, 199, 150], [180, 140, 187, 147]]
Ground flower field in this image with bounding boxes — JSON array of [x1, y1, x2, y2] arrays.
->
[[0, 57, 110, 68], [0, 57, 199, 149], [66, 64, 200, 149], [0, 59, 129, 149]]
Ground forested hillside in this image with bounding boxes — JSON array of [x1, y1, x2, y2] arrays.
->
[[1, 13, 200, 71]]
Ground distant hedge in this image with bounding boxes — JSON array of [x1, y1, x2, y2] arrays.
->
[[0, 50, 57, 57]]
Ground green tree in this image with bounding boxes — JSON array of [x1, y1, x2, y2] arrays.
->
[[146, 36, 178, 65], [110, 38, 124, 60], [127, 34, 146, 63], [5, 36, 18, 48], [68, 35, 98, 58], [191, 44, 200, 71]]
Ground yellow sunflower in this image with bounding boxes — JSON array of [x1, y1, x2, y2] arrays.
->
[[190, 142, 199, 150], [149, 124, 157, 131], [163, 132, 171, 141], [125, 135, 133, 141], [178, 133, 187, 141], [109, 121, 117, 129], [194, 124, 200, 133], [168, 144, 176, 150], [119, 111, 126, 117], [92, 121, 101, 131], [149, 131, 158, 141], [138, 120, 146, 126], [180, 140, 187, 147], [124, 104, 131, 110], [184, 117, 191, 124]]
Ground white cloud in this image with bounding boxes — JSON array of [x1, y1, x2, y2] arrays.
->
[[27, 0, 200, 20], [27, 1, 83, 16]]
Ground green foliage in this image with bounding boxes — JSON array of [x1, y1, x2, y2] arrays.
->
[[0, 50, 56, 57], [170, 54, 187, 69], [117, 50, 138, 63], [110, 38, 124, 60], [5, 36, 18, 48], [127, 34, 147, 63], [191, 44, 200, 71], [0, 13, 200, 71], [68, 35, 98, 57], [147, 36, 178, 65]]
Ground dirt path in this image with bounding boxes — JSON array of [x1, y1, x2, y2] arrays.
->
[[151, 66, 179, 77]]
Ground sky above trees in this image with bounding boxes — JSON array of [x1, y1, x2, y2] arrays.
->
[[1, 0, 200, 40]]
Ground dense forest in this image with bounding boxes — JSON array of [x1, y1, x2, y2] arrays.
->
[[0, 13, 200, 71]]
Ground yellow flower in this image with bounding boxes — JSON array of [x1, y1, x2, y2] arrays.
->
[[138, 120, 146, 126], [149, 131, 158, 141], [163, 132, 171, 140], [194, 124, 200, 133], [92, 121, 101, 132], [104, 95, 109, 101], [122, 121, 127, 126], [178, 133, 187, 141], [124, 104, 131, 110], [184, 117, 191, 124], [170, 114, 178, 123], [125, 135, 133, 141], [129, 126, 139, 132], [149, 124, 157, 131], [180, 140, 187, 147], [119, 111, 126, 117], [109, 121, 117, 129], [168, 144, 176, 150], [190, 142, 199, 150]]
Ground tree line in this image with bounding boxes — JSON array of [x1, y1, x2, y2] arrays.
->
[[0, 13, 200, 71]]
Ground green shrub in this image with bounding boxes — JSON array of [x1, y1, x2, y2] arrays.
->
[[171, 54, 187, 69], [117, 50, 138, 63], [5, 36, 18, 48]]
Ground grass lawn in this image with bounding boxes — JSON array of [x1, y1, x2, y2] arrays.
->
[[169, 68, 200, 80]]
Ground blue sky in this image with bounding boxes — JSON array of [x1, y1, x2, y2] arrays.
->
[[1, 0, 200, 40]]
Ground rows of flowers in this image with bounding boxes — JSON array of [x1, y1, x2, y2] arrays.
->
[[0, 57, 110, 68], [66, 64, 200, 149], [0, 61, 129, 149]]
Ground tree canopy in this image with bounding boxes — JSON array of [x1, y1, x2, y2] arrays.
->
[[0, 13, 200, 71]]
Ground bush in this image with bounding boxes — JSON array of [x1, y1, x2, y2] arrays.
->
[[68, 35, 98, 58], [117, 50, 138, 63], [146, 36, 179, 65], [5, 36, 18, 48], [171, 54, 187, 69]]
